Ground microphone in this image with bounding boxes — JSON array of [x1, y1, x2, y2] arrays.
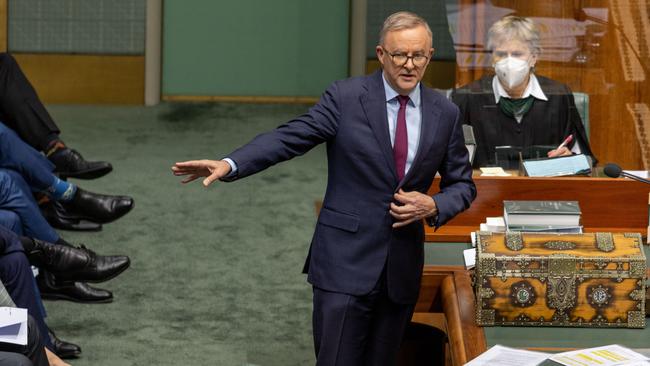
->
[[603, 163, 650, 184]]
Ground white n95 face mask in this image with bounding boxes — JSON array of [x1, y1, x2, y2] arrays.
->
[[494, 57, 531, 89]]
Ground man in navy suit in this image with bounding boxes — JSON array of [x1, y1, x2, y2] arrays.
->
[[173, 11, 475, 365]]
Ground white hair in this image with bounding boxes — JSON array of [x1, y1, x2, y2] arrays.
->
[[487, 16, 541, 56]]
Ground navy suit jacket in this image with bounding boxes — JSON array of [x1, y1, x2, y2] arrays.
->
[[227, 70, 475, 304]]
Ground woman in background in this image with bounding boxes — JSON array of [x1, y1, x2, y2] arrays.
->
[[452, 15, 595, 168]]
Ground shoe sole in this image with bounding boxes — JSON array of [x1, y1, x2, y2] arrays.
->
[[54, 203, 134, 224], [57, 350, 82, 359], [40, 292, 113, 304], [56, 257, 131, 284], [58, 166, 113, 180]]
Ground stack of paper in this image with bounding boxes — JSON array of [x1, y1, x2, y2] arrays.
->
[[463, 345, 549, 366], [480, 167, 512, 176], [479, 217, 506, 232], [0, 307, 27, 346], [550, 345, 650, 366]]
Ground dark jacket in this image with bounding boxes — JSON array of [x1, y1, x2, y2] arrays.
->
[[452, 75, 595, 168], [226, 70, 476, 304]]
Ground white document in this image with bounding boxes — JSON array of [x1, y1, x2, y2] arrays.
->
[[550, 344, 650, 366], [623, 170, 649, 178], [522, 154, 591, 177], [486, 217, 506, 232], [463, 248, 476, 269], [480, 167, 512, 176], [463, 344, 549, 366], [0, 307, 27, 346]]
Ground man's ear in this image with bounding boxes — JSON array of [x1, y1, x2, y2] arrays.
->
[[376, 45, 385, 66]]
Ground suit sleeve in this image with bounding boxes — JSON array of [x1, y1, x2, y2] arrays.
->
[[223, 82, 341, 181], [431, 106, 476, 228]]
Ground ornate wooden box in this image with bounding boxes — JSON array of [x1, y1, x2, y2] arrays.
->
[[474, 232, 647, 328]]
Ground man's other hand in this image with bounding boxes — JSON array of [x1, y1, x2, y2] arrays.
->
[[390, 189, 437, 228], [171, 159, 232, 187]]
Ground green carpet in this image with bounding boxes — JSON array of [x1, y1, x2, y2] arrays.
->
[[45, 102, 325, 366], [43, 102, 463, 365]]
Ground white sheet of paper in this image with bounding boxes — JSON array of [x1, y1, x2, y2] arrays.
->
[[0, 307, 27, 346], [550, 344, 650, 366], [480, 167, 512, 176], [464, 344, 549, 366], [623, 170, 649, 178], [463, 248, 476, 269]]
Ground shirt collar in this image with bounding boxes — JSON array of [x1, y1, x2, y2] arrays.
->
[[492, 73, 548, 103], [382, 72, 421, 107]]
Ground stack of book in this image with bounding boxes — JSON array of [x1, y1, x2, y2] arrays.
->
[[503, 200, 583, 233]]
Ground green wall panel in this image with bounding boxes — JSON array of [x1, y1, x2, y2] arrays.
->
[[163, 0, 350, 97]]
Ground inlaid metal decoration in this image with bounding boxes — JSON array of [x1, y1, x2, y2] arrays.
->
[[627, 311, 646, 328], [546, 276, 577, 313], [510, 281, 536, 307], [587, 284, 612, 308], [595, 232, 615, 252], [543, 240, 576, 250], [505, 232, 523, 251]]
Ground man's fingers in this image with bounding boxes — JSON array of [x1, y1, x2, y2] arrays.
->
[[389, 209, 410, 220], [390, 202, 413, 214], [392, 217, 417, 228], [202, 171, 223, 187], [181, 174, 200, 184], [174, 160, 208, 168]]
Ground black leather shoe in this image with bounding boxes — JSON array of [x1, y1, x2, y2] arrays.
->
[[61, 188, 134, 224], [48, 327, 81, 359], [28, 239, 130, 283], [41, 200, 103, 231], [37, 272, 113, 303], [49, 147, 112, 180]]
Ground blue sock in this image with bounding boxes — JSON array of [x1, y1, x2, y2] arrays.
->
[[48, 177, 77, 202]]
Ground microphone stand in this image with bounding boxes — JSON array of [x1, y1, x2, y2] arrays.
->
[[620, 171, 650, 185]]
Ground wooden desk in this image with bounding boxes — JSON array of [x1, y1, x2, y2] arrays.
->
[[415, 266, 650, 366], [426, 176, 650, 242]]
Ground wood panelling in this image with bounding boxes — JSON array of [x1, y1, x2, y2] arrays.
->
[[0, 0, 6, 52], [366, 59, 458, 89], [13, 53, 144, 105], [455, 0, 648, 169], [426, 175, 650, 242], [163, 95, 319, 105]]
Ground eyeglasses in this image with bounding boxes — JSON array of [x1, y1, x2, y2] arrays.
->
[[382, 48, 429, 67]]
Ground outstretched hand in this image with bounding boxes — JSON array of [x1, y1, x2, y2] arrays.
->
[[389, 189, 437, 228], [171, 159, 232, 187]]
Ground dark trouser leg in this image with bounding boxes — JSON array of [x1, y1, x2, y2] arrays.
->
[[0, 251, 52, 350], [0, 53, 59, 151], [0, 351, 32, 366], [312, 277, 415, 366], [0, 122, 57, 191], [0, 316, 48, 366], [0, 170, 59, 243], [0, 210, 23, 236]]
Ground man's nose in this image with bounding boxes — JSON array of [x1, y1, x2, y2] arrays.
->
[[403, 57, 415, 69]]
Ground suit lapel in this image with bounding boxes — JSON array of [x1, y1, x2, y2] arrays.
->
[[360, 71, 398, 181], [397, 86, 441, 190]]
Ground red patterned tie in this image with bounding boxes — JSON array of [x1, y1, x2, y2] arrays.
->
[[394, 95, 409, 181]]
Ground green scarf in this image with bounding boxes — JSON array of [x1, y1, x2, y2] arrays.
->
[[498, 96, 534, 118]]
